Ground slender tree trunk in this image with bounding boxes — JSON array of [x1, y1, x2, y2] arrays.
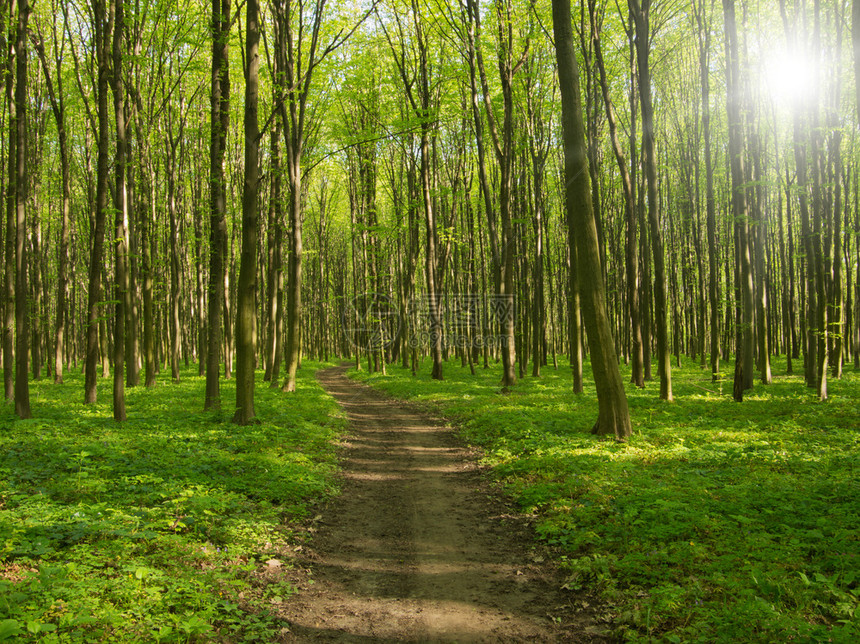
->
[[3, 2, 15, 402], [781, 2, 818, 389], [54, 120, 69, 384], [777, 170, 793, 374], [282, 156, 303, 391], [232, 0, 260, 424], [111, 0, 129, 421], [830, 131, 843, 379], [84, 0, 111, 405], [34, 4, 72, 386], [592, 5, 643, 387], [205, 0, 229, 410], [13, 0, 29, 417], [125, 23, 141, 388], [751, 134, 772, 384], [265, 122, 283, 385], [723, 0, 755, 398], [630, 0, 671, 401], [274, 0, 338, 393], [553, 0, 632, 440], [193, 175, 206, 377], [112, 0, 129, 421], [142, 165, 155, 387], [695, 0, 720, 381], [168, 141, 182, 383]]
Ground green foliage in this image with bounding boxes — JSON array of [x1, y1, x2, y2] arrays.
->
[[353, 357, 860, 642], [0, 362, 345, 642]]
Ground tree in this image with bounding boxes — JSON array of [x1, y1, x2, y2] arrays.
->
[[2, 0, 15, 403], [723, 0, 754, 400], [274, 0, 338, 392], [379, 0, 444, 381], [112, 0, 129, 421], [553, 0, 632, 440], [468, 0, 527, 390], [33, 1, 70, 385], [232, 0, 260, 424], [13, 0, 30, 418], [204, 0, 230, 411], [591, 0, 643, 388], [693, 0, 720, 382], [83, 0, 112, 405], [629, 0, 671, 402]]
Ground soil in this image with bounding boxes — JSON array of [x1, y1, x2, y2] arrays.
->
[[278, 364, 608, 643]]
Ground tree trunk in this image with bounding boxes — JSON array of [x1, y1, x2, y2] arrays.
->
[[282, 158, 303, 391], [751, 133, 772, 384], [264, 121, 282, 383], [142, 165, 156, 387], [630, 0, 671, 401], [592, 4, 643, 387], [694, 0, 720, 381], [553, 0, 632, 440], [3, 4, 15, 402], [13, 0, 30, 418], [193, 175, 206, 377], [53, 99, 70, 384], [723, 0, 754, 397], [84, 0, 111, 405], [205, 0, 229, 410], [112, 0, 129, 421], [168, 141, 182, 383], [232, 0, 260, 424], [33, 4, 71, 385]]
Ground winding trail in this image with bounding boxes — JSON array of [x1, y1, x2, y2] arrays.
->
[[280, 365, 594, 642]]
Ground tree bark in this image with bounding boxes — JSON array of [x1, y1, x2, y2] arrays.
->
[[204, 0, 229, 410], [592, 2, 643, 387], [694, 0, 720, 382], [232, 0, 260, 424], [34, 6, 71, 385], [112, 0, 129, 421], [264, 121, 283, 385], [3, 1, 15, 402], [723, 0, 755, 397], [167, 139, 182, 383], [630, 0, 672, 401], [13, 0, 30, 417], [751, 133, 772, 384], [274, 0, 341, 392], [553, 0, 632, 440], [84, 0, 112, 405]]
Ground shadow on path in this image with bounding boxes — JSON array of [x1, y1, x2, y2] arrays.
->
[[280, 365, 601, 642]]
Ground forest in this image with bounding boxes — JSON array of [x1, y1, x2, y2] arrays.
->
[[0, 0, 859, 641]]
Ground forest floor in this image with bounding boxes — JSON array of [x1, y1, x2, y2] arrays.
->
[[349, 357, 860, 642], [278, 364, 604, 642]]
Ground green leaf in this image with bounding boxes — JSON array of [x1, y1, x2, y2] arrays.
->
[[0, 620, 22, 641]]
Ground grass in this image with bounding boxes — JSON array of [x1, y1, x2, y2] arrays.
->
[[352, 355, 860, 643], [0, 361, 346, 643]]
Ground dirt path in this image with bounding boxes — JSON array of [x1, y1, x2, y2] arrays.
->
[[279, 365, 599, 642]]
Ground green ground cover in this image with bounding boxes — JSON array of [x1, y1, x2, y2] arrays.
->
[[0, 362, 346, 642], [352, 357, 860, 643]]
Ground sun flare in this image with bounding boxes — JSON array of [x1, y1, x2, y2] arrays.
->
[[763, 47, 817, 107]]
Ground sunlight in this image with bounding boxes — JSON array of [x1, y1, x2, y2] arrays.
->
[[762, 46, 817, 107]]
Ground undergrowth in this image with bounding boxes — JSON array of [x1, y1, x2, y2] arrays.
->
[[0, 361, 345, 643], [352, 356, 860, 643]]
